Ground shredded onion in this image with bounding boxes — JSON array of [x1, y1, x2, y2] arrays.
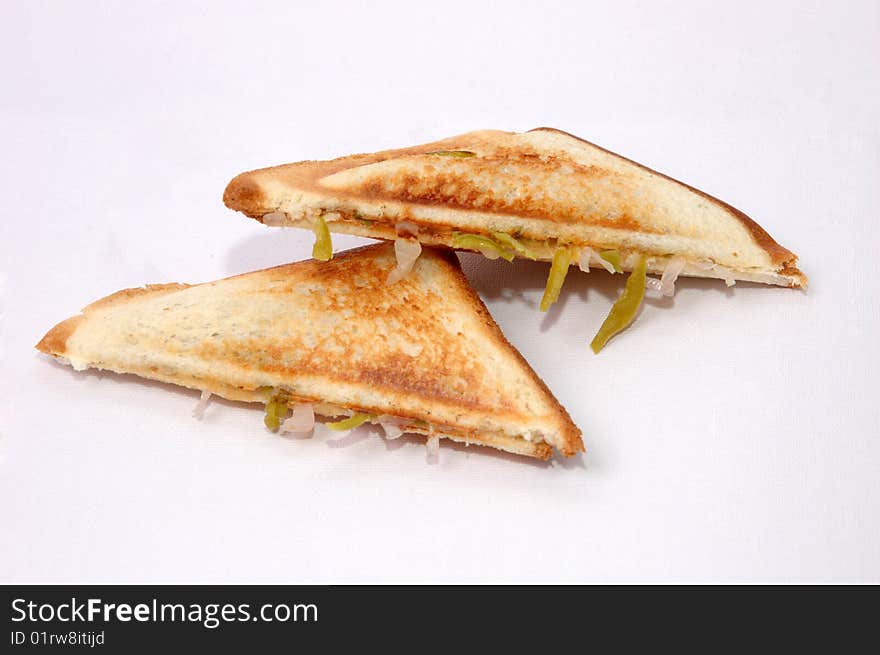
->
[[695, 260, 736, 287], [281, 403, 315, 435], [377, 415, 406, 440], [262, 211, 287, 226], [387, 238, 422, 284], [192, 390, 212, 420], [596, 253, 617, 274], [425, 435, 440, 464], [578, 247, 596, 273], [660, 257, 686, 296], [645, 277, 664, 298], [395, 221, 420, 238]]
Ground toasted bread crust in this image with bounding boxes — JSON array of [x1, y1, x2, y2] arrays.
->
[[83, 283, 190, 312], [37, 285, 191, 356], [35, 315, 84, 356], [36, 244, 582, 460]]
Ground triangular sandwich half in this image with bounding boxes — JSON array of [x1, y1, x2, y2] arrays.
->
[[36, 244, 583, 460], [223, 127, 806, 290]]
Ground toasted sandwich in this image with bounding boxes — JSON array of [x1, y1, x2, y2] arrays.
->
[[222, 127, 806, 291], [36, 243, 583, 460]]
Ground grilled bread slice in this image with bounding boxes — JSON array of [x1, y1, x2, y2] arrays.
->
[[36, 244, 583, 460], [223, 127, 805, 288]]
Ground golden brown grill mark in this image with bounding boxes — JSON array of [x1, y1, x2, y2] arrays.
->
[[350, 153, 653, 232], [195, 335, 496, 411]]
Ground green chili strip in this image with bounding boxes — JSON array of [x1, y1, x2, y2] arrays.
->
[[312, 215, 333, 261], [326, 413, 372, 431], [491, 232, 536, 260], [590, 256, 648, 353], [427, 150, 476, 158], [451, 233, 514, 261], [263, 392, 290, 432], [599, 249, 623, 273], [540, 247, 573, 312]]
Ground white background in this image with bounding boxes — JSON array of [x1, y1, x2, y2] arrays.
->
[[2, 1, 878, 583]]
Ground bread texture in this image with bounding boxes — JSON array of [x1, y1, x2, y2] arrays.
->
[[224, 127, 805, 288], [36, 244, 583, 460]]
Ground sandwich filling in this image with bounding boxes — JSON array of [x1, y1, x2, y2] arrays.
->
[[260, 387, 549, 448], [265, 210, 791, 352]]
